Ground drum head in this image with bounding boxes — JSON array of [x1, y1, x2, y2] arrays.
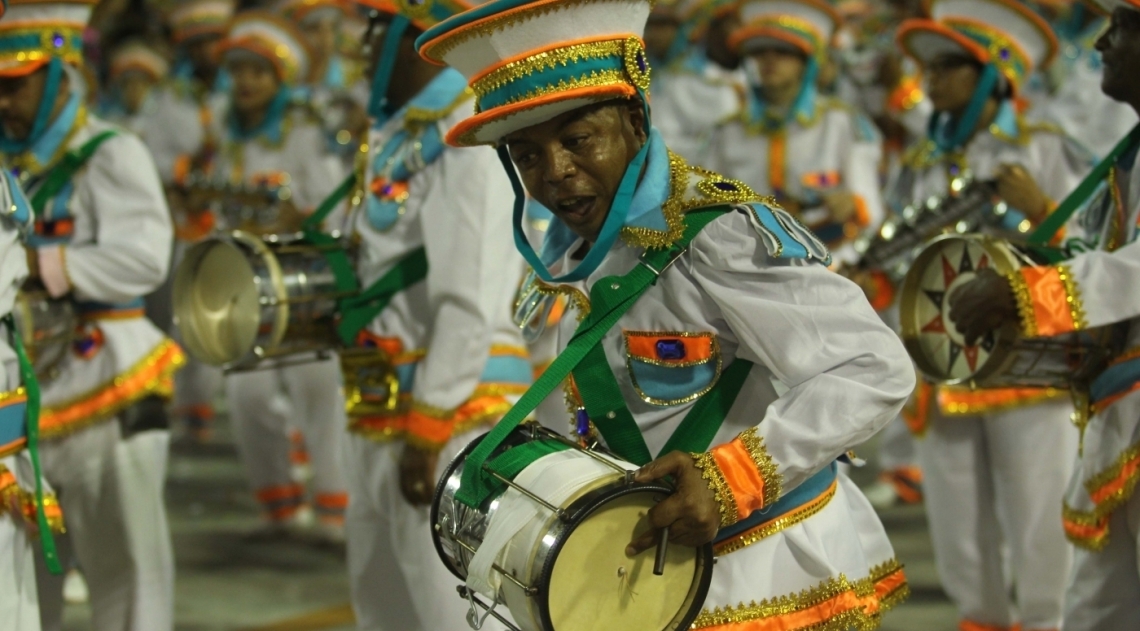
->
[[900, 234, 1021, 384], [541, 487, 712, 631], [173, 238, 262, 365]]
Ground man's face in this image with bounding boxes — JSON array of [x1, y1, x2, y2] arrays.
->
[[119, 71, 156, 114], [926, 53, 981, 113], [705, 12, 742, 69], [644, 15, 680, 59], [0, 67, 49, 141], [1098, 7, 1140, 105], [505, 102, 647, 243], [227, 57, 280, 115], [364, 17, 419, 86], [302, 15, 339, 62], [749, 47, 806, 90]]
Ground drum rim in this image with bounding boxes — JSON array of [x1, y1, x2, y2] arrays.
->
[[900, 233, 1022, 386], [431, 425, 539, 581], [534, 481, 715, 631], [229, 230, 291, 354]]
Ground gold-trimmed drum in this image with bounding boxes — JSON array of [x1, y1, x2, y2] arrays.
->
[[172, 231, 352, 369], [900, 234, 1122, 389], [431, 423, 712, 631], [12, 286, 74, 381]]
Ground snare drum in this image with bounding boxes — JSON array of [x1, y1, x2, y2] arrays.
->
[[432, 424, 712, 631], [172, 231, 352, 369], [12, 287, 75, 380], [900, 234, 1122, 388]]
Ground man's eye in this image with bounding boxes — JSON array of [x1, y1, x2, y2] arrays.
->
[[563, 134, 588, 148], [512, 150, 537, 166]]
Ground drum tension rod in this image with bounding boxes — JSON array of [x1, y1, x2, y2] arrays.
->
[[456, 586, 523, 631], [451, 538, 538, 596], [484, 468, 567, 518]]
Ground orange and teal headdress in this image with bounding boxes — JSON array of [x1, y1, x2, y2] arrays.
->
[[278, 0, 351, 24], [897, 0, 1058, 93], [1089, 0, 1140, 11], [0, 0, 95, 78], [415, 0, 653, 147], [415, 0, 655, 285], [169, 0, 235, 44], [352, 0, 475, 119], [109, 41, 170, 83], [683, 0, 738, 41], [730, 0, 840, 60], [217, 10, 311, 84]]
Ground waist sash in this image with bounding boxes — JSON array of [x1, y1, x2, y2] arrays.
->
[[0, 389, 28, 457], [714, 462, 838, 552], [1091, 352, 1140, 410]]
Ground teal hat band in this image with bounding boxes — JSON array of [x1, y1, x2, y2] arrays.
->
[[471, 37, 652, 114]]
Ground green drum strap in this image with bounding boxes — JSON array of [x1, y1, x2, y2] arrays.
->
[[335, 247, 428, 345], [30, 131, 117, 216], [572, 343, 653, 465], [455, 207, 729, 508], [1029, 124, 1140, 246], [2, 314, 60, 574]]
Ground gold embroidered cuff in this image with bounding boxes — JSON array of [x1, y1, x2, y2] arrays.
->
[[738, 427, 783, 509], [691, 451, 739, 528], [1056, 264, 1089, 331], [1005, 270, 1037, 338]]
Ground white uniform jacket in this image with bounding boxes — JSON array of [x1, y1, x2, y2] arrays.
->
[[651, 49, 746, 169], [707, 83, 886, 264], [343, 69, 530, 450], [522, 130, 915, 629], [6, 97, 182, 443], [1008, 138, 1140, 552]]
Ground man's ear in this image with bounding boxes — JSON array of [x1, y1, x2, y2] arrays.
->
[[627, 99, 648, 144]]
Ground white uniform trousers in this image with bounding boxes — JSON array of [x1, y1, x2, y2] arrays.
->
[[1, 453, 42, 631], [344, 430, 507, 631], [1063, 491, 1140, 630], [34, 421, 174, 631], [226, 357, 348, 522], [917, 399, 1077, 630]]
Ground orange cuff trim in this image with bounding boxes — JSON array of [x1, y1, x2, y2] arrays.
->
[[937, 386, 1063, 416], [1017, 265, 1087, 337], [711, 438, 767, 521], [39, 340, 186, 439]]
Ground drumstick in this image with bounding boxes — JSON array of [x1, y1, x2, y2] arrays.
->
[[653, 526, 669, 576]]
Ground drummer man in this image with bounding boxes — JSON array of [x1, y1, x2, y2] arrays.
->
[[0, 0, 183, 628], [0, 162, 64, 629], [336, 0, 529, 628], [890, 1, 1094, 629], [415, 0, 914, 627], [948, 2, 1140, 627], [207, 10, 351, 541]]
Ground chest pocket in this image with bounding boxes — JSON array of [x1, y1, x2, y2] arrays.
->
[[623, 331, 722, 406]]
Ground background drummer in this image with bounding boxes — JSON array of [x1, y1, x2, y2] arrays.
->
[[890, 1, 1095, 629], [0, 0, 183, 627], [208, 9, 350, 543], [337, 0, 529, 628], [416, 0, 915, 627], [948, 1, 1140, 626]]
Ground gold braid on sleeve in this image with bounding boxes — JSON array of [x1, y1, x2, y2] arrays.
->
[[1004, 270, 1037, 338], [691, 451, 739, 528]]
